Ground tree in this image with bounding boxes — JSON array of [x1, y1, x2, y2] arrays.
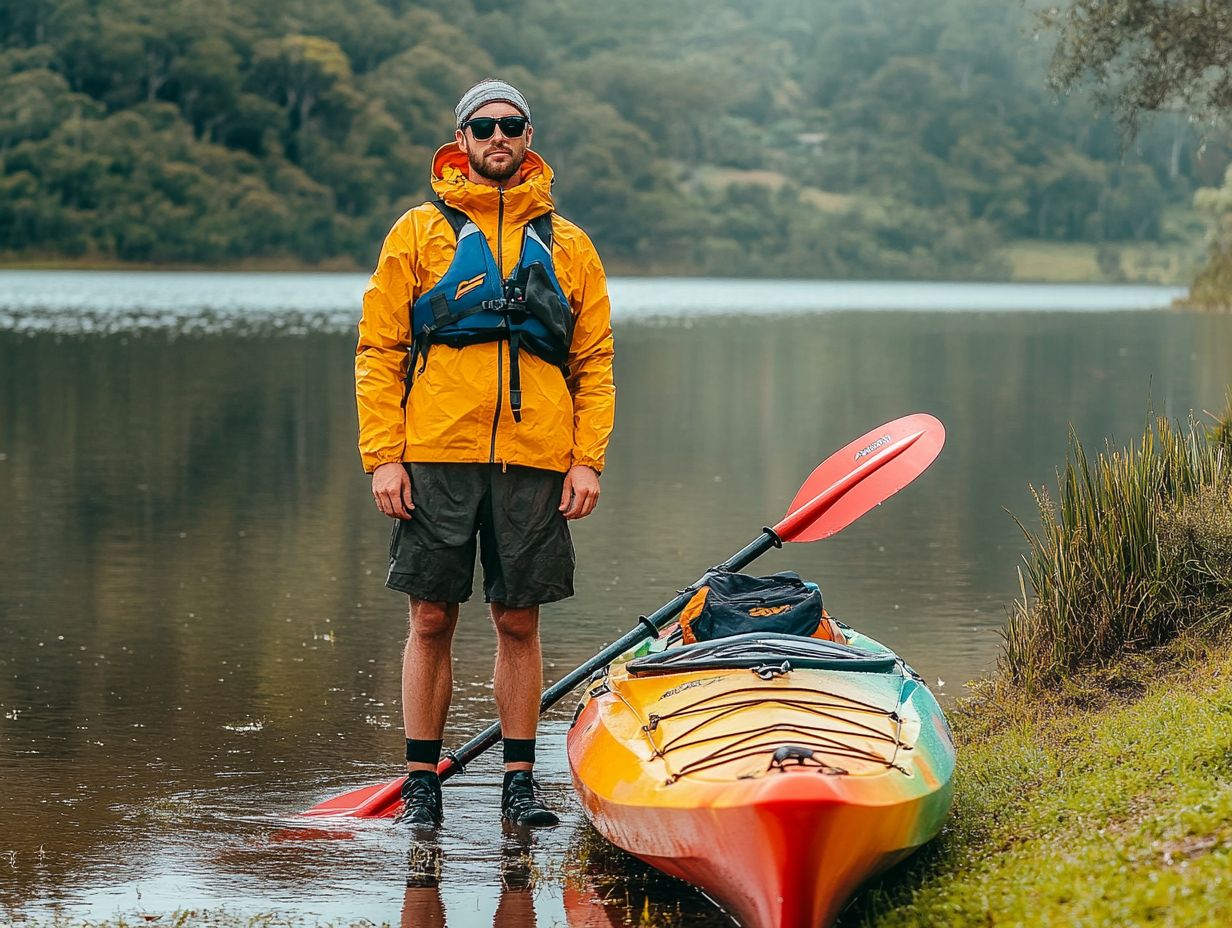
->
[[1043, 0, 1232, 132], [249, 35, 358, 157], [1186, 165, 1232, 308]]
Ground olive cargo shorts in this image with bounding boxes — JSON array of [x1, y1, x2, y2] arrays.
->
[[386, 463, 575, 608]]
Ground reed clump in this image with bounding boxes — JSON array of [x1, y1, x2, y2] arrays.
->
[[1210, 388, 1232, 451], [1002, 410, 1232, 688]]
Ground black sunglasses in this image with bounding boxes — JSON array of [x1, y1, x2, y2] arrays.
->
[[463, 115, 529, 140]]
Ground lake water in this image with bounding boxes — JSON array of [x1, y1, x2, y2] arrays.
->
[[1, 271, 1228, 926]]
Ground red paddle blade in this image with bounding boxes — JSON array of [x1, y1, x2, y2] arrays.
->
[[775, 413, 945, 543], [302, 776, 404, 818]]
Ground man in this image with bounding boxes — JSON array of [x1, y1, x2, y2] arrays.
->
[[355, 78, 615, 828]]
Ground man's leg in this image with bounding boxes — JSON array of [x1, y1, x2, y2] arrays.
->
[[482, 466, 572, 826], [404, 598, 459, 771], [396, 598, 458, 826], [490, 603, 542, 771], [491, 602, 557, 826]]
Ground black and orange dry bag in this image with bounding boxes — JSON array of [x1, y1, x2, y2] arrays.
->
[[679, 570, 840, 644]]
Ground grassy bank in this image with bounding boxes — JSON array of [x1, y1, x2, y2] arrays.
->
[[839, 631, 1232, 927], [1180, 246, 1232, 312], [1002, 239, 1201, 285]]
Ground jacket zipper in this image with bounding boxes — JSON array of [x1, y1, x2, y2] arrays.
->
[[489, 189, 506, 465]]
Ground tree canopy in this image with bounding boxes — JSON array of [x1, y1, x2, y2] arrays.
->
[[1044, 0, 1232, 133], [0, 0, 1226, 278]]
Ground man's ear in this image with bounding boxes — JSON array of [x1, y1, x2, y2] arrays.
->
[[455, 128, 466, 153]]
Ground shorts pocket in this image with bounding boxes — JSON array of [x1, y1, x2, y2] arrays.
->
[[389, 520, 404, 561]]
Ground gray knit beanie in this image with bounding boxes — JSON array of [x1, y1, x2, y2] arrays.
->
[[455, 79, 531, 128]]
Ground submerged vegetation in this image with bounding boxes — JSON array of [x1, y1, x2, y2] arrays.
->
[[1002, 411, 1232, 688]]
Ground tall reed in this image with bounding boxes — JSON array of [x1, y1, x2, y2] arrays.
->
[[1002, 411, 1232, 688], [1210, 387, 1232, 451]]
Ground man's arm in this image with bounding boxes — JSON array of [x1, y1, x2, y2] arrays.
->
[[562, 229, 616, 476], [355, 217, 420, 476]]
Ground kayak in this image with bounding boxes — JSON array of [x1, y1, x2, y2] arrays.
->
[[566, 621, 956, 928]]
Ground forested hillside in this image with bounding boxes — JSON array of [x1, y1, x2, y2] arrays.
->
[[0, 0, 1226, 277]]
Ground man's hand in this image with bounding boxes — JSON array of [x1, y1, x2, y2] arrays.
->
[[559, 465, 600, 520], [372, 462, 414, 520]]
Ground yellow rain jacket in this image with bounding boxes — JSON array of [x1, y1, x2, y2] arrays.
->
[[355, 146, 616, 475]]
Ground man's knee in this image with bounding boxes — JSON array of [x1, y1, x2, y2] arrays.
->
[[409, 600, 458, 640], [492, 605, 539, 643]]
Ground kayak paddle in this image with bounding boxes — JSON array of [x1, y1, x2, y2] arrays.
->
[[302, 412, 944, 818]]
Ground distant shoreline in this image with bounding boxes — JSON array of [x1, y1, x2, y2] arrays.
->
[[0, 263, 1190, 289], [0, 239, 1199, 286], [0, 255, 365, 274]]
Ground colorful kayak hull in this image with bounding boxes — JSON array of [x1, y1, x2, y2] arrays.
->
[[566, 628, 955, 928]]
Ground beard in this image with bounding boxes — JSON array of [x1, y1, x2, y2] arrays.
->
[[468, 145, 524, 182]]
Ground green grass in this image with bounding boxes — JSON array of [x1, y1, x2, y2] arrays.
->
[[1002, 239, 1203, 285], [839, 632, 1232, 928]]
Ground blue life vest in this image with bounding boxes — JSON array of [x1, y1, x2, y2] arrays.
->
[[406, 200, 573, 422]]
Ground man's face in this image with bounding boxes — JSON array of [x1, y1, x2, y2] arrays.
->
[[455, 101, 533, 184]]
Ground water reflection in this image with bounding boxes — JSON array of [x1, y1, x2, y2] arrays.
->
[[1, 299, 1231, 923], [399, 833, 534, 928]]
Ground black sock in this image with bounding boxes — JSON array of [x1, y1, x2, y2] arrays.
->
[[406, 738, 442, 766], [502, 737, 536, 766]]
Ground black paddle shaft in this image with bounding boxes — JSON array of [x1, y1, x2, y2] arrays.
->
[[438, 528, 781, 781]]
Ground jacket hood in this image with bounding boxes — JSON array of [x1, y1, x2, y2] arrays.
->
[[430, 144, 556, 222]]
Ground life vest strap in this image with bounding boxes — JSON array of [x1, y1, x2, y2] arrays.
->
[[430, 292, 452, 327], [430, 199, 469, 235], [509, 329, 523, 423]]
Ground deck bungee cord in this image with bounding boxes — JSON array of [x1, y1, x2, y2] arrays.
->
[[621, 680, 913, 784]]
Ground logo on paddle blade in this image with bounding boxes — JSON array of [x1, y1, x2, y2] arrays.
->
[[854, 434, 892, 460]]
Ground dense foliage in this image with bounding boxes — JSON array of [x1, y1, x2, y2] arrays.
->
[[1185, 166, 1232, 309], [1004, 413, 1232, 688], [0, 0, 1225, 276]]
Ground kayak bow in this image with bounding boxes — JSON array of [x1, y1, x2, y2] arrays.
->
[[566, 624, 955, 928]]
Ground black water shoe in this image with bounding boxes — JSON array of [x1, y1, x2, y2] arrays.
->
[[395, 771, 442, 827], [501, 770, 559, 827]]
